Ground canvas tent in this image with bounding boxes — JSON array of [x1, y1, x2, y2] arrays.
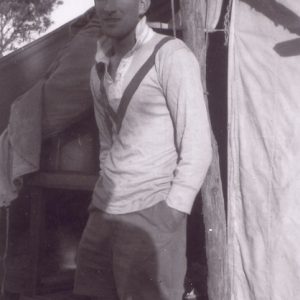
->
[[7, 0, 300, 299], [228, 0, 300, 299]]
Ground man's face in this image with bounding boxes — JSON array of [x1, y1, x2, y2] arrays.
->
[[94, 0, 150, 39]]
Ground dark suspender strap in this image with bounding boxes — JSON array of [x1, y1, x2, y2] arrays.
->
[[116, 36, 173, 133], [95, 36, 173, 134], [95, 62, 118, 124]]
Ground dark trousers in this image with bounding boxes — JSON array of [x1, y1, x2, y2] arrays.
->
[[74, 201, 187, 300]]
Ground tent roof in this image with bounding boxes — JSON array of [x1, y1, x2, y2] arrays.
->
[[0, 2, 180, 132]]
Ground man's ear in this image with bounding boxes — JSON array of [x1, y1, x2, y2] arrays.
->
[[138, 0, 151, 16]]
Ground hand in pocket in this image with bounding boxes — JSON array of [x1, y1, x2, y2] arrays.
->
[[159, 201, 187, 232]]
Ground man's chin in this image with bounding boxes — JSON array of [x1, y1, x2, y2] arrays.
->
[[101, 27, 122, 38], [103, 33, 120, 39], [102, 32, 130, 42]]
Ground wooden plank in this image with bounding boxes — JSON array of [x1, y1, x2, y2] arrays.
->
[[25, 188, 45, 297], [0, 207, 9, 294], [38, 271, 74, 295], [21, 290, 72, 300], [26, 172, 98, 191], [180, 1, 229, 299]]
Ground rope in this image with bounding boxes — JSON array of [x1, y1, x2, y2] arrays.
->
[[1, 207, 10, 296], [204, 0, 209, 47], [170, 0, 177, 37], [204, 28, 226, 33], [224, 0, 234, 46], [200, 0, 234, 45], [203, 0, 209, 90]]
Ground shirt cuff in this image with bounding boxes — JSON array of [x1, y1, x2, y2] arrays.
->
[[166, 183, 199, 214]]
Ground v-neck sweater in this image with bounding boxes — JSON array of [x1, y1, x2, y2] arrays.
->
[[90, 26, 212, 215]]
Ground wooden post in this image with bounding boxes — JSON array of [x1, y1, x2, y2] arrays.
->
[[0, 207, 9, 294], [25, 187, 46, 296], [180, 1, 229, 299]]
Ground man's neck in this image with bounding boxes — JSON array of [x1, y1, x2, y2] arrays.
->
[[111, 29, 136, 58], [108, 29, 136, 80]]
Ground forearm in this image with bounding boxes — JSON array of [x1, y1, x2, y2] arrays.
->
[[159, 42, 212, 214], [166, 132, 212, 214]]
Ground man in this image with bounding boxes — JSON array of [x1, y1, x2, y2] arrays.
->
[[74, 0, 212, 299]]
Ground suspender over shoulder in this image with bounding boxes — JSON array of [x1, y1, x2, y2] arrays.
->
[[95, 36, 173, 134]]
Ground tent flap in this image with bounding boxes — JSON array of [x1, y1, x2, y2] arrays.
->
[[228, 1, 300, 299]]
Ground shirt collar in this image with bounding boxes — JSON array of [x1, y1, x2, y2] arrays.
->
[[95, 16, 154, 64]]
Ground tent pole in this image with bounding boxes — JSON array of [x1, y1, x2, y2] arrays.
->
[[179, 1, 229, 300], [170, 0, 177, 37]]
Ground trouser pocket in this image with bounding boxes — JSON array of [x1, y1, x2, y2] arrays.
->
[[150, 201, 187, 233]]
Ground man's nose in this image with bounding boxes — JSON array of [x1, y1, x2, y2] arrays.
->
[[103, 0, 117, 13]]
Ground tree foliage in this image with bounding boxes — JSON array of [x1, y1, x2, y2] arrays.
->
[[0, 0, 63, 56]]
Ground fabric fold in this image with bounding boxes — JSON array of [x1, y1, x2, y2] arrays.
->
[[0, 11, 100, 207]]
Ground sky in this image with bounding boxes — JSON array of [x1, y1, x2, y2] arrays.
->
[[3, 0, 94, 55], [46, 0, 95, 33]]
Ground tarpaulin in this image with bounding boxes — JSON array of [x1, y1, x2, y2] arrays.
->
[[228, 0, 300, 299], [203, 0, 224, 30], [0, 10, 100, 207]]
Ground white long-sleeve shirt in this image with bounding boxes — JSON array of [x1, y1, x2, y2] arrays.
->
[[90, 18, 212, 214]]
